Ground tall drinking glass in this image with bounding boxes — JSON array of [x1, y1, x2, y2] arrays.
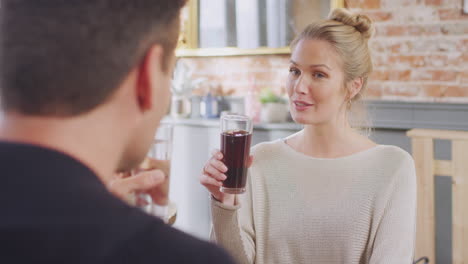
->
[[220, 114, 253, 194], [135, 124, 173, 222]]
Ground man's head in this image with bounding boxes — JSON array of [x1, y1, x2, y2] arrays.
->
[[0, 0, 186, 172]]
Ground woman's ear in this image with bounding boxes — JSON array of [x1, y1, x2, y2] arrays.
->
[[347, 77, 363, 101]]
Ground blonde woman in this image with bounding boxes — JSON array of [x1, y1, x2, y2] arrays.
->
[[200, 8, 417, 264]]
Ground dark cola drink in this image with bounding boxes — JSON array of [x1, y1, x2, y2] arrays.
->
[[221, 130, 252, 194], [220, 115, 253, 194]]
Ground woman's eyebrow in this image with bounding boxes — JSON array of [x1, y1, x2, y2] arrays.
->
[[289, 60, 331, 70]]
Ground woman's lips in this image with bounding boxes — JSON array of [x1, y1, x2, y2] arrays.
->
[[293, 100, 314, 111]]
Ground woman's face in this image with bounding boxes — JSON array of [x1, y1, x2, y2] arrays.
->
[[287, 39, 348, 126]]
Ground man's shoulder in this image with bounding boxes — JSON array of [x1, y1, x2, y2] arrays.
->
[[107, 217, 236, 264]]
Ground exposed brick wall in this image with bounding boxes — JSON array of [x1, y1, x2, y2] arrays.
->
[[353, 0, 468, 102], [181, 55, 290, 96], [180, 0, 468, 102]]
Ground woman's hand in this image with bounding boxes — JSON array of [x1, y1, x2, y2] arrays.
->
[[200, 149, 253, 205]]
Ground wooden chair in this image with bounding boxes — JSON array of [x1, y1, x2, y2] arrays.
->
[[407, 129, 468, 264]]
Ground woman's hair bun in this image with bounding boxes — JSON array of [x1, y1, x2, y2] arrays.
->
[[329, 8, 374, 40]]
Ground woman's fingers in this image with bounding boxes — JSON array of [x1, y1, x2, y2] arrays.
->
[[204, 164, 227, 181], [200, 174, 222, 187], [211, 149, 223, 160], [209, 157, 228, 173], [247, 155, 254, 168], [199, 174, 224, 201]]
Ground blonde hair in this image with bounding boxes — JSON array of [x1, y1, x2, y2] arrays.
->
[[290, 8, 375, 132]]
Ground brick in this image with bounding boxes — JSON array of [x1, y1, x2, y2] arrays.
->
[[423, 84, 446, 97], [423, 85, 468, 97], [346, 0, 381, 9], [440, 22, 468, 35], [373, 26, 384, 37], [381, 25, 407, 36], [452, 53, 468, 67], [424, 54, 450, 67], [345, 0, 360, 8], [411, 70, 459, 82], [457, 39, 468, 52], [443, 86, 468, 97], [438, 8, 468, 20], [388, 55, 426, 67], [389, 70, 412, 81], [422, 53, 467, 67], [371, 54, 385, 67], [460, 71, 468, 83], [431, 70, 459, 82], [382, 83, 422, 97], [392, 6, 439, 23], [425, 0, 443, 4], [376, 24, 441, 36], [425, 0, 463, 7], [250, 72, 277, 82], [371, 38, 463, 53], [381, 0, 424, 8], [370, 70, 389, 80], [228, 73, 250, 82], [389, 41, 413, 53], [408, 24, 442, 35], [369, 40, 387, 53], [360, 11, 393, 22], [365, 82, 383, 98]]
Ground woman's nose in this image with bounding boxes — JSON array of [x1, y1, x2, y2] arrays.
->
[[294, 76, 309, 95]]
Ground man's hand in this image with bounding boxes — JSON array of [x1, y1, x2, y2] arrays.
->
[[107, 169, 165, 205]]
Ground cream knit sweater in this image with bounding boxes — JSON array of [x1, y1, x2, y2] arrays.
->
[[211, 139, 417, 264]]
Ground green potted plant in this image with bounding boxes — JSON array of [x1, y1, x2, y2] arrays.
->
[[259, 89, 288, 123]]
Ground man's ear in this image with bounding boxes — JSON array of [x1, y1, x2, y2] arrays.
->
[[135, 45, 164, 111], [347, 77, 363, 101]]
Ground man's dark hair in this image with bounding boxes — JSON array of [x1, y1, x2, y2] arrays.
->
[[0, 0, 186, 116]]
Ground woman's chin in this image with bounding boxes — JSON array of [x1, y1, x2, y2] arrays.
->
[[291, 113, 322, 126], [291, 115, 311, 125]]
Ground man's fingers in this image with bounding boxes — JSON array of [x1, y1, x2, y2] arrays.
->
[[134, 170, 166, 190], [110, 169, 165, 197]]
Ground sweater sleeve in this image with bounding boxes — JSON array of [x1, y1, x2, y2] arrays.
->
[[369, 155, 417, 264], [210, 170, 256, 264]]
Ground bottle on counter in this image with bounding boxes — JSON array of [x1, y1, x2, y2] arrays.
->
[[200, 92, 219, 119]]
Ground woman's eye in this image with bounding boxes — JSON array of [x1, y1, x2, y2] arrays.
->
[[313, 72, 326, 79], [289, 68, 300, 76]]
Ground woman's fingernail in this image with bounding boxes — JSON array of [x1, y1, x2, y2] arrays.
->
[[222, 174, 227, 180], [151, 172, 164, 182], [222, 166, 228, 172]]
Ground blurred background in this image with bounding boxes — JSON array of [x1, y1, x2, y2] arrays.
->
[[166, 1, 467, 264]]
